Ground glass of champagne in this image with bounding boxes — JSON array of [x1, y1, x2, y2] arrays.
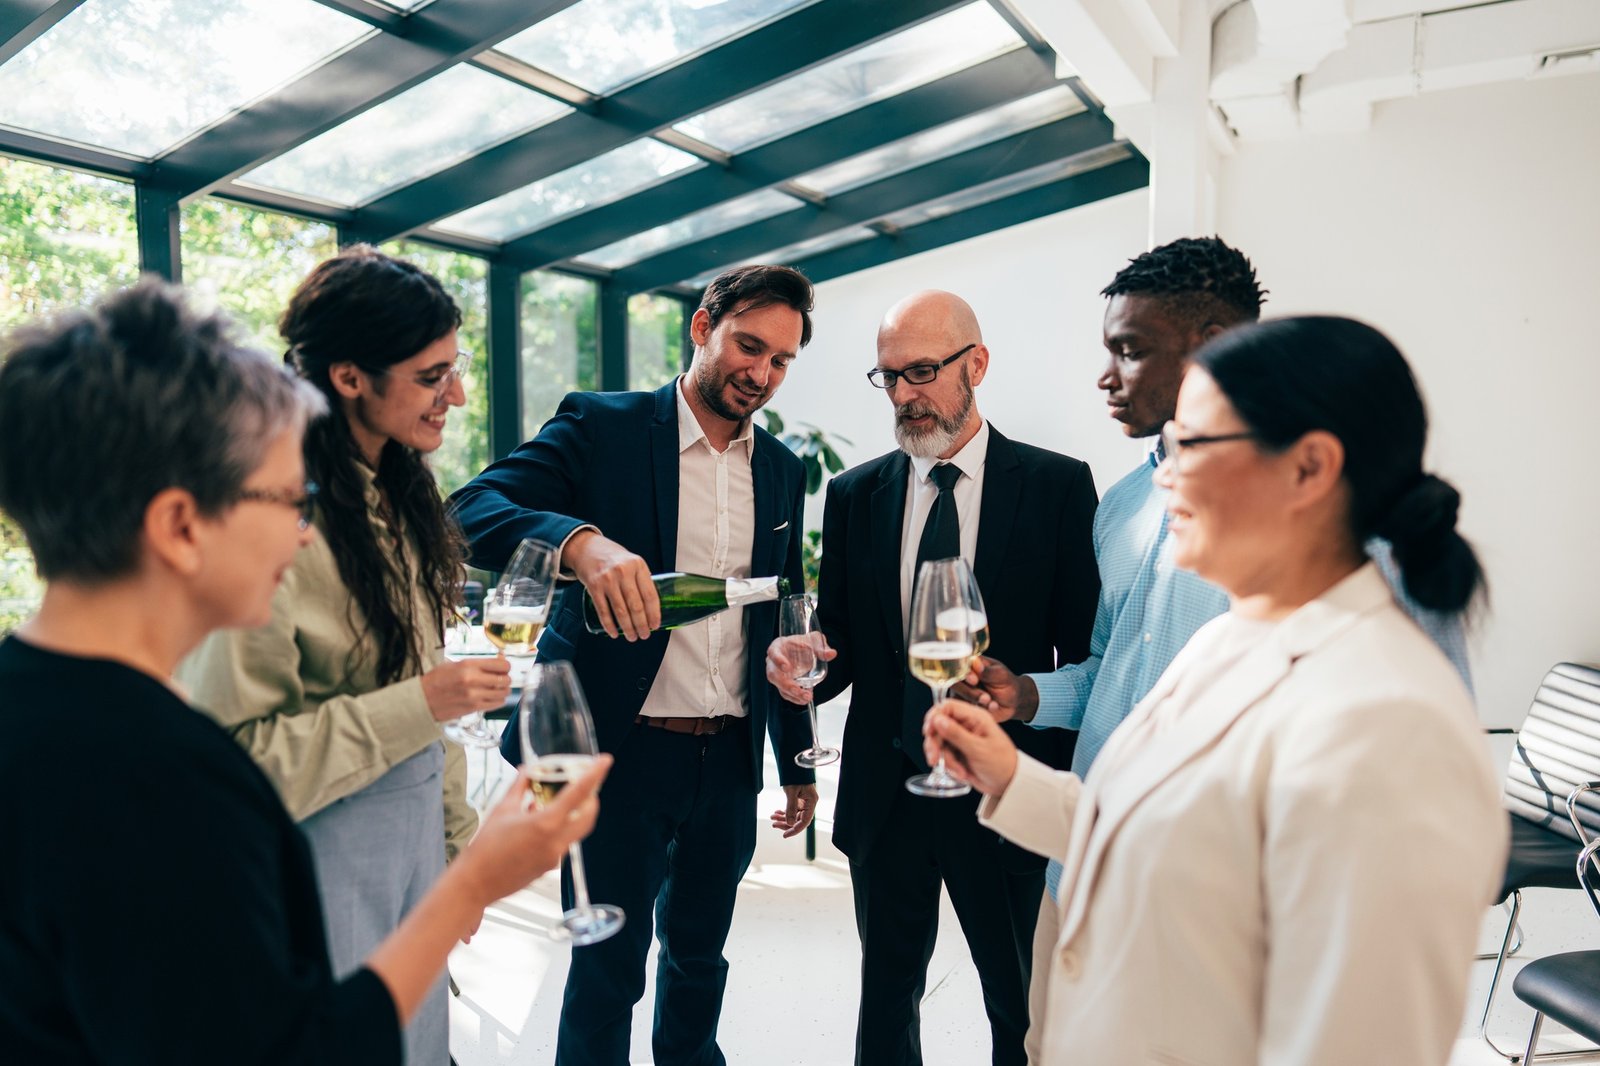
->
[[779, 593, 839, 768], [905, 557, 977, 798], [945, 567, 989, 658], [518, 661, 625, 946], [444, 538, 556, 750]]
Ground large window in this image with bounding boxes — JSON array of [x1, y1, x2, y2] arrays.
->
[[521, 271, 598, 441], [379, 241, 490, 493], [180, 197, 337, 353], [1, 156, 140, 633], [628, 293, 686, 390]]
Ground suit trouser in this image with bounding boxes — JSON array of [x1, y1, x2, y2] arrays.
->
[[847, 768, 1041, 1066], [1025, 888, 1060, 1066], [301, 745, 449, 1066], [555, 718, 757, 1066]]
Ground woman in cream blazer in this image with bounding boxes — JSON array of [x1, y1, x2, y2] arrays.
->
[[927, 316, 1507, 1066]]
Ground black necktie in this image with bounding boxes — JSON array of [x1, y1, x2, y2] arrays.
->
[[902, 463, 963, 769]]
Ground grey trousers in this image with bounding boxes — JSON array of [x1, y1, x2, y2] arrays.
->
[[302, 743, 449, 1065]]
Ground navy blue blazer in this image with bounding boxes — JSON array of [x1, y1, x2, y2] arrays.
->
[[448, 381, 813, 789]]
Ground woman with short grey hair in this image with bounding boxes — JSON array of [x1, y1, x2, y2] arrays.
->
[[0, 278, 607, 1064]]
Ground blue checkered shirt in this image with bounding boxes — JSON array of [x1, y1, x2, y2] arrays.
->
[[1032, 449, 1473, 900]]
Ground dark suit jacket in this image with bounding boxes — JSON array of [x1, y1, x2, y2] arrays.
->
[[813, 426, 1098, 866], [448, 382, 812, 789]]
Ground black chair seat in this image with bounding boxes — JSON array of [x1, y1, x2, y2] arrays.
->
[[1503, 814, 1583, 898], [1514, 951, 1600, 1043]]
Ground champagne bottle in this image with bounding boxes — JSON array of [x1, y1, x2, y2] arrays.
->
[[582, 572, 790, 635]]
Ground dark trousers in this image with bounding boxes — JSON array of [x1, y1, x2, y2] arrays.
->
[[555, 718, 757, 1066], [848, 768, 1041, 1066]]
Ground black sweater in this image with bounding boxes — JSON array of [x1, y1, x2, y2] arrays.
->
[[0, 636, 401, 1065]]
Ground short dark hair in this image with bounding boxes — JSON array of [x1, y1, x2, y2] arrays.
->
[[698, 264, 814, 348], [1193, 315, 1484, 614], [1102, 236, 1266, 329], [0, 278, 321, 581]]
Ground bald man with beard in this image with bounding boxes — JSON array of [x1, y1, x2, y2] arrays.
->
[[767, 292, 1099, 1065]]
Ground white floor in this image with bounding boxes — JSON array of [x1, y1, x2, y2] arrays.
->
[[450, 708, 1600, 1065]]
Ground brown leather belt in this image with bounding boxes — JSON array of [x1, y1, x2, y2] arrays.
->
[[635, 714, 735, 736]]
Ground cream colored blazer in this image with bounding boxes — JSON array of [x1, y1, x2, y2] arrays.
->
[[981, 563, 1506, 1066]]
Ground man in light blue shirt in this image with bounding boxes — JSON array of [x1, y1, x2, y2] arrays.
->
[[964, 237, 1472, 1065]]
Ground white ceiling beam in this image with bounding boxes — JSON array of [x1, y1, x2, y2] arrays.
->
[[1008, 0, 1179, 107]]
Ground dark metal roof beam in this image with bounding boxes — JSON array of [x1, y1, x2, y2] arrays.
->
[[149, 0, 584, 200], [0, 128, 149, 180], [501, 46, 1061, 268], [790, 155, 1149, 285], [0, 0, 82, 66], [615, 110, 1115, 292], [348, 0, 971, 243]]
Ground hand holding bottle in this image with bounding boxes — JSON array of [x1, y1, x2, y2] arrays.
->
[[564, 529, 659, 641]]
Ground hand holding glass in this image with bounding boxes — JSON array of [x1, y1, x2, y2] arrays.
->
[[518, 661, 625, 946], [445, 538, 556, 750], [779, 593, 839, 768], [905, 558, 977, 798]]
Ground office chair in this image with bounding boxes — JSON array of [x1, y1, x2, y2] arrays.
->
[[1481, 663, 1600, 1062]]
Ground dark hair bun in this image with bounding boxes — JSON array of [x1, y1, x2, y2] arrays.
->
[[1377, 474, 1484, 613]]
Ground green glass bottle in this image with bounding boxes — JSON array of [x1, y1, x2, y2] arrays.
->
[[582, 572, 790, 635]]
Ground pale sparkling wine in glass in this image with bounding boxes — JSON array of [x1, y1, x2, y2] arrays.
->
[[483, 603, 548, 656]]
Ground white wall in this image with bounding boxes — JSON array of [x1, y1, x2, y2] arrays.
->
[[779, 69, 1600, 726], [779, 187, 1152, 536], [1216, 71, 1600, 723]]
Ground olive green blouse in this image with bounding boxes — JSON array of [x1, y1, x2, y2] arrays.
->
[[178, 474, 476, 858]]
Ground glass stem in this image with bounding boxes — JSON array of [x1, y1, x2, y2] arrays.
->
[[930, 683, 951, 778], [567, 843, 594, 912], [806, 698, 821, 753]]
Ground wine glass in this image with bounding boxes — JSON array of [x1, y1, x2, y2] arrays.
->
[[518, 661, 625, 946], [779, 593, 839, 768], [949, 566, 990, 659], [904, 557, 977, 798], [444, 538, 556, 750]]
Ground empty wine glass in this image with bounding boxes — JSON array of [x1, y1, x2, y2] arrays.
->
[[519, 661, 625, 946], [444, 538, 556, 750], [779, 593, 839, 768], [905, 557, 976, 798]]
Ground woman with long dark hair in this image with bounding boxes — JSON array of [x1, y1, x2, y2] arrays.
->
[[181, 246, 511, 1064], [926, 316, 1507, 1065], [0, 278, 605, 1064]]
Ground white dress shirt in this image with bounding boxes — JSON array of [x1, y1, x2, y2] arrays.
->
[[898, 421, 990, 630], [639, 378, 757, 719]]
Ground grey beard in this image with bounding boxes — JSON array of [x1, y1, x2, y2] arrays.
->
[[894, 386, 973, 458]]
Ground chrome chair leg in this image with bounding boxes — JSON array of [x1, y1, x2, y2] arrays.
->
[[1482, 891, 1525, 1036], [1480, 896, 1526, 961], [1524, 1014, 1546, 1065]]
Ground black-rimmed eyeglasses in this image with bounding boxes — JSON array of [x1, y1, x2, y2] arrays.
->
[[237, 481, 319, 531], [866, 344, 976, 390], [1158, 421, 1258, 473]]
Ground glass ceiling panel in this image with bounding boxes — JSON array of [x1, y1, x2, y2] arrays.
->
[[496, 0, 814, 96], [575, 188, 806, 270], [878, 143, 1134, 230], [683, 224, 876, 287], [0, 0, 368, 159], [674, 2, 1023, 153], [792, 85, 1086, 198], [434, 138, 702, 241], [237, 65, 571, 208]]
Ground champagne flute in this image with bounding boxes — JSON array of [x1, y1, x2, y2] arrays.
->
[[444, 538, 556, 750], [779, 593, 839, 768], [518, 661, 625, 946], [905, 558, 976, 798]]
